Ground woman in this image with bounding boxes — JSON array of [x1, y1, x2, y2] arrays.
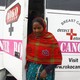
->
[[26, 17, 62, 80]]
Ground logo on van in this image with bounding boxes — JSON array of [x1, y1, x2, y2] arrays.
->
[[66, 29, 77, 40], [6, 3, 21, 24]]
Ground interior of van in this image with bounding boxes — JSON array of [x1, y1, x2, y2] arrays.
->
[[27, 0, 44, 35]]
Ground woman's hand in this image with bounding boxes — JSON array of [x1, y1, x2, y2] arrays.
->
[[40, 69, 47, 78]]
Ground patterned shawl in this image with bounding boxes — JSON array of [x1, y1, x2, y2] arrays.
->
[[26, 31, 62, 65]]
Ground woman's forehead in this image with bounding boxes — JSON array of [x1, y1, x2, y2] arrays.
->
[[33, 22, 42, 26]]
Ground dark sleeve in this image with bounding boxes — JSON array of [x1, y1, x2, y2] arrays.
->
[[44, 64, 57, 74]]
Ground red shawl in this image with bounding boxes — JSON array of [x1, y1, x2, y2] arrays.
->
[[26, 32, 62, 65]]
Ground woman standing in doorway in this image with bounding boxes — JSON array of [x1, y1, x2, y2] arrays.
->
[[25, 17, 62, 80]]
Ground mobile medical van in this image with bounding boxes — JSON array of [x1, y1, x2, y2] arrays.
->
[[0, 0, 80, 80]]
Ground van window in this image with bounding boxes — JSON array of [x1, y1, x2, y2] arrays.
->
[[6, 0, 16, 8], [46, 0, 80, 11], [0, 0, 6, 6]]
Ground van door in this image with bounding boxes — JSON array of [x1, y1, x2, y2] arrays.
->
[[4, 0, 29, 80], [25, 0, 45, 80]]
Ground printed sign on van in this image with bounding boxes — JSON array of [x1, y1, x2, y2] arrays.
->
[[0, 39, 22, 59], [46, 10, 80, 71], [6, 3, 21, 24]]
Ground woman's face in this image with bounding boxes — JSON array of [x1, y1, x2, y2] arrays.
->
[[32, 22, 44, 37]]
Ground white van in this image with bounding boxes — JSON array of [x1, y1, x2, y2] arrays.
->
[[46, 1, 80, 80], [0, 0, 80, 80]]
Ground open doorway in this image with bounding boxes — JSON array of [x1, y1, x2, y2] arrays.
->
[[27, 0, 44, 35]]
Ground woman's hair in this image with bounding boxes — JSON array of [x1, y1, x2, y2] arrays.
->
[[32, 17, 45, 27]]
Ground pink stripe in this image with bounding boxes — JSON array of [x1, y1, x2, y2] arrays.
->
[[0, 39, 22, 60], [1, 39, 79, 59], [58, 41, 80, 53]]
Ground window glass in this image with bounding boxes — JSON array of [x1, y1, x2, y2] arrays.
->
[[0, 0, 6, 6], [46, 0, 80, 11], [6, 0, 16, 8]]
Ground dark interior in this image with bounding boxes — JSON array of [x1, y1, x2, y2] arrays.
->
[[46, 0, 80, 11], [27, 0, 44, 35]]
